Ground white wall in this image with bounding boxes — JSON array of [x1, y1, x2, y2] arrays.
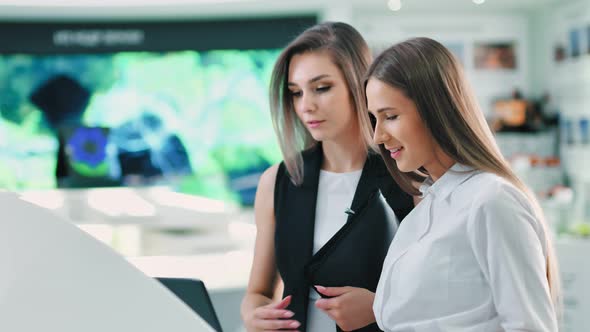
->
[[350, 10, 530, 116]]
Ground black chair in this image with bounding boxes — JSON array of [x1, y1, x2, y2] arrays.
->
[[156, 277, 223, 332]]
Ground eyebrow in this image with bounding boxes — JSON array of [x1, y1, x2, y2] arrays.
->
[[370, 107, 399, 114], [287, 74, 331, 87]]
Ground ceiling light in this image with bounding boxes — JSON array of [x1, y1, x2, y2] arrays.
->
[[387, 0, 402, 11], [473, 0, 485, 4]]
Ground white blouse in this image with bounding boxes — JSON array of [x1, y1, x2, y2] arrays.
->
[[308, 169, 362, 332], [373, 164, 557, 331]]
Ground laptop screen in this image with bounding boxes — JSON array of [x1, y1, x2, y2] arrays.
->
[[156, 277, 223, 332]]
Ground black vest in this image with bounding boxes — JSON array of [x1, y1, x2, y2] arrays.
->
[[274, 145, 413, 332]]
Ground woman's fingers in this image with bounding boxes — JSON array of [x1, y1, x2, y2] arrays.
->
[[248, 296, 299, 331], [269, 295, 291, 309], [254, 307, 294, 319], [256, 318, 300, 330]]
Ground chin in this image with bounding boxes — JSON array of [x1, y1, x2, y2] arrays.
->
[[309, 131, 331, 142], [310, 134, 325, 142], [395, 161, 416, 173], [397, 165, 411, 173]]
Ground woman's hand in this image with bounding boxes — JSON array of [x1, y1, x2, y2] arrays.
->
[[314, 286, 376, 332], [244, 295, 301, 332]]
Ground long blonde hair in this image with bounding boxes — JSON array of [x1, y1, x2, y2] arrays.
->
[[365, 37, 561, 309], [269, 22, 373, 185]]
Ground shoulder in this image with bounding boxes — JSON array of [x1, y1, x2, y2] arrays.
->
[[253, 163, 282, 226], [257, 163, 281, 194], [465, 172, 543, 240], [467, 172, 531, 212]]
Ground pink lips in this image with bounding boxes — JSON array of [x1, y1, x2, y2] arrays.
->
[[389, 147, 403, 159], [307, 120, 325, 128]]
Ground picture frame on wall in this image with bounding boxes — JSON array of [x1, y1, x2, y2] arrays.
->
[[473, 41, 517, 70], [569, 27, 581, 58]]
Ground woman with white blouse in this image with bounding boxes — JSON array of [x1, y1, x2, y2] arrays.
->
[[364, 37, 561, 331]]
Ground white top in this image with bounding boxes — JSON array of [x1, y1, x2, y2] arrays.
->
[[373, 164, 557, 332], [307, 169, 362, 332], [0, 191, 214, 332]]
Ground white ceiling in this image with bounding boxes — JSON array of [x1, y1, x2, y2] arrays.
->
[[0, 0, 570, 20]]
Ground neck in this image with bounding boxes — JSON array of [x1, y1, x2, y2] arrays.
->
[[425, 149, 455, 181], [320, 135, 366, 173]]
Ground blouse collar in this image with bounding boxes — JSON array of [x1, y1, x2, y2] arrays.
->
[[419, 163, 479, 200]]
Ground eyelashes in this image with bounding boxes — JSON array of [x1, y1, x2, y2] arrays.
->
[[368, 113, 398, 129], [288, 85, 332, 98]]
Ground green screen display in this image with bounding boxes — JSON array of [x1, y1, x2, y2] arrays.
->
[[0, 49, 283, 205]]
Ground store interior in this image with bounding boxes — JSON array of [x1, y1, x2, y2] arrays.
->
[[0, 0, 589, 331]]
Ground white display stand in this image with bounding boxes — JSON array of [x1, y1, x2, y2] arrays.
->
[[0, 191, 214, 332]]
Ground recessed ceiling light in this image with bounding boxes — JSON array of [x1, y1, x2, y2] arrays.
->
[[387, 0, 402, 11], [473, 0, 485, 4]]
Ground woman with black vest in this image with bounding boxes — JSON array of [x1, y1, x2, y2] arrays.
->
[[241, 22, 414, 332]]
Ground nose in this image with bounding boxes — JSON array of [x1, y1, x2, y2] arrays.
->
[[296, 92, 316, 114], [372, 120, 390, 145]]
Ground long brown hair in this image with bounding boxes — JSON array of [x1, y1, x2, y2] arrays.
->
[[365, 37, 561, 309], [269, 22, 373, 185]]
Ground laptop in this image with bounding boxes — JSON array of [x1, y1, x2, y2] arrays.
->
[[156, 277, 223, 332]]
